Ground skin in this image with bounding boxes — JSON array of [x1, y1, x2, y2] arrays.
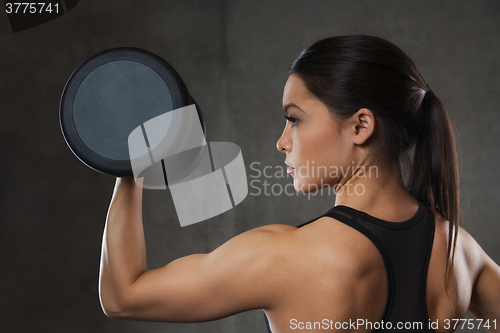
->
[[99, 75, 500, 332]]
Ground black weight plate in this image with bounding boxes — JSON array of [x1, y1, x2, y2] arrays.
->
[[60, 47, 207, 178]]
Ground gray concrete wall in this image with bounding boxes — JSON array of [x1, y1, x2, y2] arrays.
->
[[1, 1, 499, 332]]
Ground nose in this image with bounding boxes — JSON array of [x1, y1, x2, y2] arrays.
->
[[276, 127, 291, 153]]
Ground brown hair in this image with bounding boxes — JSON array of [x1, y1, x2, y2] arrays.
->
[[289, 35, 459, 288]]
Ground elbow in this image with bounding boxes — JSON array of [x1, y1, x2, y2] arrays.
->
[[99, 277, 134, 319], [100, 297, 124, 319], [99, 276, 145, 320], [101, 303, 126, 320], [99, 291, 132, 320]]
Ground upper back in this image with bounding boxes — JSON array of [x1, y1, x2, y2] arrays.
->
[[264, 205, 486, 333]]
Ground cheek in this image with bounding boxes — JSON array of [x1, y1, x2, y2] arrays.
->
[[302, 133, 346, 185], [306, 131, 340, 165]]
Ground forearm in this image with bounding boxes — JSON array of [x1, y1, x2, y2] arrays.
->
[[99, 178, 146, 316]]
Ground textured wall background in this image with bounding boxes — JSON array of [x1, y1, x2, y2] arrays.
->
[[1, 1, 499, 332]]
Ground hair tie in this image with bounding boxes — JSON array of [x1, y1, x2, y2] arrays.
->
[[425, 89, 435, 101], [420, 89, 435, 139], [423, 89, 435, 113]]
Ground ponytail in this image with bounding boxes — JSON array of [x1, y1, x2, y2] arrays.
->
[[407, 91, 459, 288]]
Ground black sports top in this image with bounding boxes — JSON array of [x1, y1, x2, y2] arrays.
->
[[264, 202, 436, 333]]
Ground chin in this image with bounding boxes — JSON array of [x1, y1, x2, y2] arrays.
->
[[294, 178, 325, 194]]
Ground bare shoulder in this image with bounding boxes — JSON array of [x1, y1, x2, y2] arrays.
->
[[268, 216, 388, 320], [207, 223, 298, 262], [456, 226, 488, 270], [430, 209, 500, 325], [292, 216, 387, 273], [205, 223, 301, 282], [219, 223, 298, 249], [239, 215, 384, 263], [431, 210, 486, 281], [251, 223, 299, 235], [231, 217, 383, 278]]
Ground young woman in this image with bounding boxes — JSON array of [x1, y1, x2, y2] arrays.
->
[[99, 35, 500, 332]]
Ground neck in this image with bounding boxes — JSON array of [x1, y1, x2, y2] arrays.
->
[[333, 160, 420, 222]]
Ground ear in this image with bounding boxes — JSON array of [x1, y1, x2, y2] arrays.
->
[[350, 108, 375, 146]]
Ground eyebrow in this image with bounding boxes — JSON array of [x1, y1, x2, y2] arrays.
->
[[283, 103, 306, 116]]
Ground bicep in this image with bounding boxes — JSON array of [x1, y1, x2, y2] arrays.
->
[[469, 254, 500, 331], [114, 225, 293, 322]]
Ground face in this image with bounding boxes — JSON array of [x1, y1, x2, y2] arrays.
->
[[277, 75, 352, 193]]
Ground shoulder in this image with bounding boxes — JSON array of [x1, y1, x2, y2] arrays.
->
[[213, 215, 379, 276], [209, 217, 389, 311], [219, 223, 298, 250], [431, 210, 485, 277], [456, 226, 487, 270], [431, 210, 494, 310], [431, 210, 483, 260], [205, 223, 300, 275], [291, 216, 387, 277], [208, 217, 385, 285], [424, 210, 498, 321]]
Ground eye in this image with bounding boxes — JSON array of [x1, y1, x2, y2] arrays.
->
[[284, 115, 298, 127]]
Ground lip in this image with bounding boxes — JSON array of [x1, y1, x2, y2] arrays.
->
[[286, 165, 295, 174]]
